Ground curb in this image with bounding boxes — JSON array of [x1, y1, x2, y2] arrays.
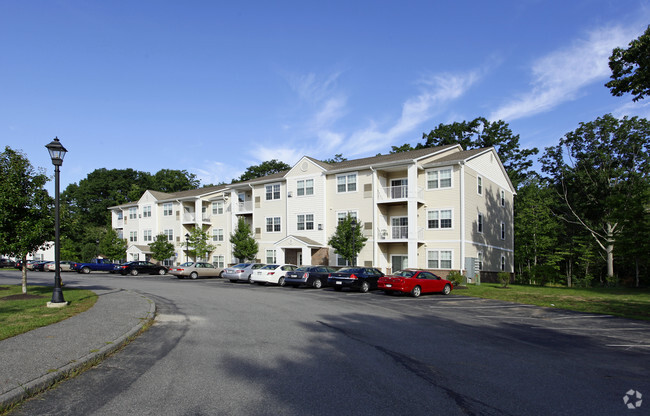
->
[[0, 295, 156, 411]]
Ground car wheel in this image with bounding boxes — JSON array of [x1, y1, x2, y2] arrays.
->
[[131, 269, 139, 276], [312, 279, 322, 289], [442, 284, 451, 295], [82, 267, 91, 274], [158, 268, 166, 275], [190, 272, 198, 280], [334, 286, 342, 291], [247, 276, 253, 284], [278, 277, 285, 287], [411, 285, 421, 297], [360, 281, 370, 293]]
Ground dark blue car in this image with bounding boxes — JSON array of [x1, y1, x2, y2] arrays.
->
[[327, 267, 385, 293]]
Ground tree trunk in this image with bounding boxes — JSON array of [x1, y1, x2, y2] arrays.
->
[[21, 254, 27, 293], [606, 223, 615, 279]]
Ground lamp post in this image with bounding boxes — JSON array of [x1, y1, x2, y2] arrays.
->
[[185, 233, 190, 263], [45, 137, 67, 306]]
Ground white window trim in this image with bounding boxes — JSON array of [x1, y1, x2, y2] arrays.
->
[[336, 210, 359, 224], [500, 189, 506, 207], [297, 178, 315, 197], [265, 216, 282, 233], [477, 251, 483, 270], [163, 203, 173, 216], [164, 229, 174, 241], [426, 167, 453, 190], [297, 213, 315, 231], [500, 222, 506, 240], [477, 213, 484, 234], [266, 249, 277, 264], [501, 255, 506, 272], [477, 176, 483, 196], [426, 208, 454, 230], [212, 201, 224, 215], [336, 172, 358, 194], [265, 183, 282, 201], [212, 228, 224, 242], [426, 249, 453, 270]]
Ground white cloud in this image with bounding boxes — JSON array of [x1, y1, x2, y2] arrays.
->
[[614, 100, 650, 119], [490, 24, 642, 122]]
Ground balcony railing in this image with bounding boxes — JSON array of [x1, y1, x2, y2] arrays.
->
[[377, 227, 424, 241], [377, 185, 423, 202], [233, 201, 253, 213]]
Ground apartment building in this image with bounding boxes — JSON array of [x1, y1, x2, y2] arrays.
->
[[109, 145, 515, 278]]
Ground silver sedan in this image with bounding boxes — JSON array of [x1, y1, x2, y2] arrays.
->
[[169, 262, 224, 279]]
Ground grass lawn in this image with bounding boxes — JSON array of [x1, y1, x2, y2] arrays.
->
[[0, 285, 98, 341], [454, 284, 650, 321]]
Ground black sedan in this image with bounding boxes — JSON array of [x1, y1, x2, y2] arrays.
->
[[114, 261, 168, 276], [284, 266, 338, 288], [327, 267, 385, 293]]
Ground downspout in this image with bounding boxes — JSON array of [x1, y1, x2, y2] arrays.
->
[[370, 166, 377, 269], [459, 162, 465, 274]]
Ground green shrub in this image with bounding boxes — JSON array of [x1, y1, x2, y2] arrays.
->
[[498, 272, 511, 288], [447, 270, 466, 287]]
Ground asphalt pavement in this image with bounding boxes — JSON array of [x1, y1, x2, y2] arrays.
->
[[0, 285, 155, 409]]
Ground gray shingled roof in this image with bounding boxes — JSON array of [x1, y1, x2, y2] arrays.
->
[[318, 145, 458, 171]]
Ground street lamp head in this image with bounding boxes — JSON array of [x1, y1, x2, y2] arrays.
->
[[185, 233, 190, 240], [45, 137, 68, 166]]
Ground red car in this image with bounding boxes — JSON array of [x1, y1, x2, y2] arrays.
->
[[378, 269, 453, 297]]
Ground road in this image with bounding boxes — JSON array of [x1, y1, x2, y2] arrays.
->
[[2, 270, 649, 415]]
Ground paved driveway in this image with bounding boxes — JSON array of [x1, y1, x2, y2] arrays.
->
[[3, 271, 649, 416]]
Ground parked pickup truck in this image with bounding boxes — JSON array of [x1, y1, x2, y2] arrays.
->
[[73, 258, 118, 274]]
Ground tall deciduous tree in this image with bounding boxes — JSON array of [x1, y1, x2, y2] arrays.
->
[[233, 160, 290, 183], [187, 228, 215, 262], [328, 214, 367, 266], [606, 25, 650, 102], [230, 217, 258, 262], [0, 147, 53, 293], [541, 114, 650, 281], [99, 228, 128, 262]]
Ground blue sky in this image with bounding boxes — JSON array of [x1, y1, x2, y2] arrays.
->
[[2, 1, 650, 192]]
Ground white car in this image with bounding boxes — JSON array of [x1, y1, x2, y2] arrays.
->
[[250, 264, 298, 286]]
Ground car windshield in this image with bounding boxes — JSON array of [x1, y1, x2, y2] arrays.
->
[[394, 270, 415, 277], [232, 263, 250, 268], [295, 266, 311, 272], [261, 264, 279, 270]]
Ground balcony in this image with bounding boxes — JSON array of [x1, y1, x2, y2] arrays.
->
[[233, 200, 253, 214], [376, 185, 423, 203], [377, 226, 424, 242]]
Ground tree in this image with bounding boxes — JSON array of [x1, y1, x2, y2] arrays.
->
[[148, 234, 175, 264], [187, 228, 215, 262], [152, 169, 200, 193], [420, 117, 539, 189], [541, 114, 650, 281], [233, 160, 291, 182], [0, 147, 53, 293], [328, 214, 367, 266], [230, 217, 258, 262], [322, 154, 347, 163], [606, 25, 650, 102], [99, 228, 128, 262]]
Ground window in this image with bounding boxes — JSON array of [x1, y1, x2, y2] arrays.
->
[[129, 231, 137, 242], [500, 190, 506, 207], [478, 213, 484, 233], [501, 255, 506, 272], [143, 205, 152, 218], [213, 255, 225, 268], [212, 228, 224, 242], [427, 250, 452, 269], [266, 217, 281, 233], [427, 168, 452, 189], [297, 179, 314, 196], [297, 214, 314, 231], [427, 209, 452, 229], [337, 173, 357, 193], [212, 201, 224, 215], [477, 251, 483, 270], [266, 249, 277, 264], [163, 203, 173, 216], [391, 217, 408, 239], [129, 207, 137, 219], [477, 176, 483, 195], [337, 211, 358, 224], [117, 211, 123, 220], [265, 184, 281, 200], [501, 222, 506, 240], [336, 254, 355, 267], [143, 230, 152, 242], [163, 229, 174, 241]]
